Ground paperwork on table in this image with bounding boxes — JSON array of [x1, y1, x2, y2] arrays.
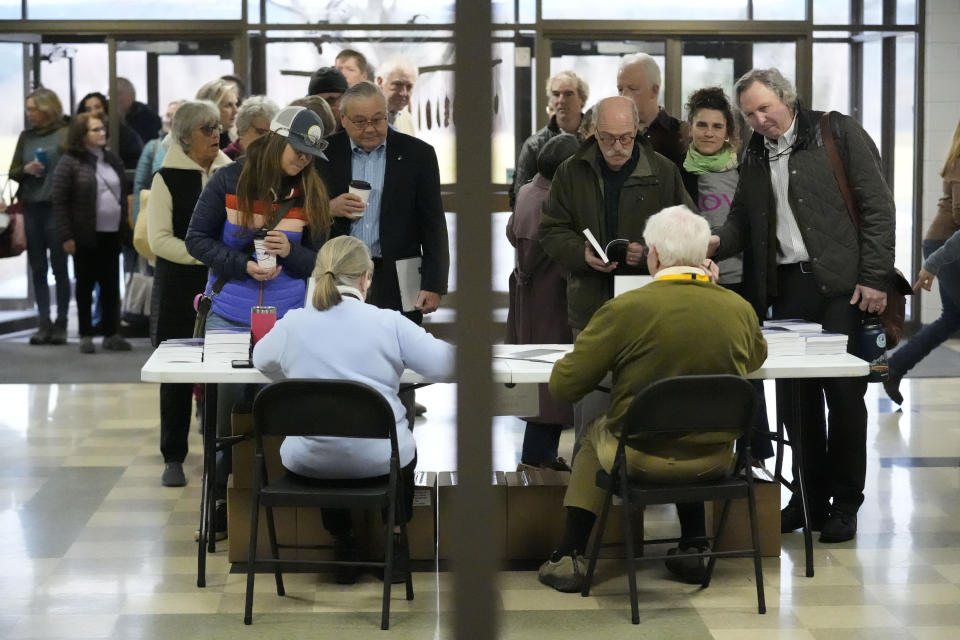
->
[[762, 320, 849, 357]]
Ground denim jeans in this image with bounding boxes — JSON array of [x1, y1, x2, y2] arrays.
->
[[888, 239, 960, 377], [23, 201, 70, 323]]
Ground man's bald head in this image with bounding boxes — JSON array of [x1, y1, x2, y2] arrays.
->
[[594, 97, 640, 171]]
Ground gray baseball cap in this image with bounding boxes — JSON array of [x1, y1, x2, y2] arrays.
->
[[270, 106, 329, 160]]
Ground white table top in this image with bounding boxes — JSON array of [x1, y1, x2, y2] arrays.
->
[[141, 342, 869, 385]]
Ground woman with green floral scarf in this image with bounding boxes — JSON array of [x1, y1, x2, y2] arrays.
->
[[680, 87, 743, 294]]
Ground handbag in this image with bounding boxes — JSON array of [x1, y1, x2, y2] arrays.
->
[[133, 189, 156, 262], [122, 255, 153, 324], [0, 179, 26, 258], [820, 111, 912, 348]]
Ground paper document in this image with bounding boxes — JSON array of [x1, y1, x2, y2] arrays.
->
[[614, 275, 653, 297], [583, 228, 609, 263], [395, 256, 422, 312], [583, 229, 630, 264], [495, 348, 568, 363]]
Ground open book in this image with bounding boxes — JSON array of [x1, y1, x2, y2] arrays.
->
[[583, 228, 630, 264]]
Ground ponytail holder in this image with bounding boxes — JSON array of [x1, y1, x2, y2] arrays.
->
[[325, 271, 335, 277]]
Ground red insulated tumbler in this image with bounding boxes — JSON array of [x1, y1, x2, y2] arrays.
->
[[249, 305, 277, 357]]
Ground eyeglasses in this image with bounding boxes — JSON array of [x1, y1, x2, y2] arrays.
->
[[348, 116, 387, 130], [199, 123, 224, 137], [88, 126, 106, 133], [597, 132, 637, 146]]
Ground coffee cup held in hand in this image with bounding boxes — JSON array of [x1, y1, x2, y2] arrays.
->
[[253, 227, 276, 270], [348, 180, 371, 217]]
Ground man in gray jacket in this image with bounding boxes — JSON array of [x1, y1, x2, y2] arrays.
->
[[710, 68, 896, 543]]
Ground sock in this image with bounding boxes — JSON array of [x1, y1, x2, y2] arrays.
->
[[676, 502, 707, 549], [553, 507, 596, 559]]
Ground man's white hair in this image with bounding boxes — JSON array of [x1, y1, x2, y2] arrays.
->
[[378, 58, 418, 81], [642, 205, 710, 268], [546, 70, 589, 104], [618, 52, 661, 89]]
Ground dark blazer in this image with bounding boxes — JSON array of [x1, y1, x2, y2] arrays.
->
[[318, 128, 450, 304]]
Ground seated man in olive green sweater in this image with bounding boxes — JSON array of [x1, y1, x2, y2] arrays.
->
[[538, 205, 767, 592]]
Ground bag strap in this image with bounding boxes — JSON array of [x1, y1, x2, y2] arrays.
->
[[820, 111, 862, 230]]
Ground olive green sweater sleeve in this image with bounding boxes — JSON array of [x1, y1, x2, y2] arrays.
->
[[549, 299, 621, 403]]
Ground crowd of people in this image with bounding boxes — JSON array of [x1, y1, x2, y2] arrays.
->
[[8, 48, 959, 591]]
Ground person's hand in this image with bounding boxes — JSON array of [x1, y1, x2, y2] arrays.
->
[[707, 235, 720, 257], [914, 268, 935, 292], [415, 290, 442, 314], [850, 283, 887, 314], [246, 260, 283, 281], [584, 241, 617, 273], [23, 160, 44, 177], [330, 193, 366, 218], [62, 239, 75, 255], [701, 258, 719, 283], [625, 241, 646, 267], [263, 229, 291, 258]]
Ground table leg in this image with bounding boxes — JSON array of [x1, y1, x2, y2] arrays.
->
[[789, 379, 814, 578], [197, 383, 218, 588]]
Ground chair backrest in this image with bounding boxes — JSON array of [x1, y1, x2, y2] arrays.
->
[[252, 379, 398, 446], [621, 374, 756, 442]]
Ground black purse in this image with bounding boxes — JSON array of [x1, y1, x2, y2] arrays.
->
[[193, 276, 228, 338]]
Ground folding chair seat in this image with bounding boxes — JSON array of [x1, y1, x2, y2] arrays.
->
[[580, 374, 766, 624], [243, 379, 413, 631]]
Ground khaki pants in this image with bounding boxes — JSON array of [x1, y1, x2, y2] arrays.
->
[[563, 416, 736, 515]]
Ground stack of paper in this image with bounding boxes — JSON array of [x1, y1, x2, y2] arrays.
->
[[203, 328, 250, 363], [799, 332, 849, 355], [761, 327, 804, 356], [764, 319, 823, 333]]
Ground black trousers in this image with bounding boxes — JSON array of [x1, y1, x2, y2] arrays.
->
[[74, 232, 121, 337], [160, 383, 193, 463], [772, 263, 868, 513]]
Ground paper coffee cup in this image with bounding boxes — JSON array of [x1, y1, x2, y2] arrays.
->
[[253, 238, 276, 270], [348, 180, 371, 218]]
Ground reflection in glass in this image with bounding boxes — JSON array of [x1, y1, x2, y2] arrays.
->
[[266, 0, 453, 24], [27, 0, 240, 19], [752, 0, 804, 21], [812, 0, 850, 24], [812, 43, 850, 113], [542, 2, 746, 19]]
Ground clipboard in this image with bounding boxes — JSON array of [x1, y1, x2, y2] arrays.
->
[[396, 256, 422, 312]]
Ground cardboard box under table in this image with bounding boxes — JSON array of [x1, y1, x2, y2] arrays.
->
[[709, 467, 781, 558], [437, 471, 507, 561]]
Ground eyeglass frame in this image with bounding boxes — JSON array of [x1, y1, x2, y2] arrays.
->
[[347, 115, 388, 130], [198, 123, 224, 137], [596, 131, 638, 147]]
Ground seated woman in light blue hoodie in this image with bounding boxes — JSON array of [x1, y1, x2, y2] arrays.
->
[[252, 235, 455, 582]]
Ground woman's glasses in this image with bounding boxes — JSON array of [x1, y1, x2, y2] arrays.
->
[[199, 123, 224, 137]]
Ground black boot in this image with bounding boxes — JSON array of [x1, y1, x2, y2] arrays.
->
[[50, 318, 67, 345], [29, 320, 53, 345]]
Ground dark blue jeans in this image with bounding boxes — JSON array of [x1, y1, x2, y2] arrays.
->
[[23, 201, 70, 323], [888, 239, 960, 377]]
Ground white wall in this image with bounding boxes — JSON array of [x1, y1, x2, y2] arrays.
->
[[921, 0, 960, 322]]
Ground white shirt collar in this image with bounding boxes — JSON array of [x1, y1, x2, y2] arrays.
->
[[653, 265, 707, 280], [764, 114, 798, 150], [335, 284, 365, 301]]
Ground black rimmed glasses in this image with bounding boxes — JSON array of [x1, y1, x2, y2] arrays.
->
[[348, 116, 387, 130], [597, 132, 637, 147]]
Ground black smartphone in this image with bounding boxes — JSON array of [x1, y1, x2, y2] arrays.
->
[[231, 359, 253, 368]]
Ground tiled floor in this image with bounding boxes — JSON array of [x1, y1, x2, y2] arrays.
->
[[1, 373, 959, 639]]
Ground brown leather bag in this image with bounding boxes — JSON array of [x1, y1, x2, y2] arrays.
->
[[819, 111, 912, 348]]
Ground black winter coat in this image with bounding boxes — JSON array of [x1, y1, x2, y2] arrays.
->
[[715, 107, 895, 319], [51, 149, 131, 249]]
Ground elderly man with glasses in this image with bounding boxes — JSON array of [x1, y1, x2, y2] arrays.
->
[[540, 95, 696, 453]]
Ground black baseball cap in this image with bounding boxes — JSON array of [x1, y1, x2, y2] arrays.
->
[[308, 67, 348, 96], [270, 106, 329, 160]]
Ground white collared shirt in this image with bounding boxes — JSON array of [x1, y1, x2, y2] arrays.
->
[[763, 116, 810, 264], [653, 265, 708, 280]]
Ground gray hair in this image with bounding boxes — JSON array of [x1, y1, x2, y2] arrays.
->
[[171, 100, 220, 154], [595, 96, 640, 128], [195, 79, 236, 105], [618, 53, 661, 89], [546, 70, 589, 104], [734, 67, 797, 112], [235, 95, 279, 135], [642, 205, 711, 268], [377, 58, 418, 82], [339, 81, 387, 118]]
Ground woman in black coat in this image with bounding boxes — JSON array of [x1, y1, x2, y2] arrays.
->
[[51, 112, 131, 353]]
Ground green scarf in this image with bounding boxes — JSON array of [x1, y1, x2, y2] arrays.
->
[[683, 144, 738, 175]]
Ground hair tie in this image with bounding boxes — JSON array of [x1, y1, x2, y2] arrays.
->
[[324, 270, 335, 277]]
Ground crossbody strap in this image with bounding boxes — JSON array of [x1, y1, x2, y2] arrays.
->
[[819, 111, 862, 230]]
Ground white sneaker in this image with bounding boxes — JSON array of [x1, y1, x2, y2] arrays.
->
[[538, 553, 586, 593]]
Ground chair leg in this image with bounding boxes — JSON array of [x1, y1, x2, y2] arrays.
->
[[196, 438, 209, 589], [243, 491, 261, 625], [381, 498, 397, 631], [746, 481, 767, 614], [581, 487, 614, 598], [620, 493, 640, 625], [400, 521, 414, 601], [704, 499, 733, 588], [264, 506, 285, 596]]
